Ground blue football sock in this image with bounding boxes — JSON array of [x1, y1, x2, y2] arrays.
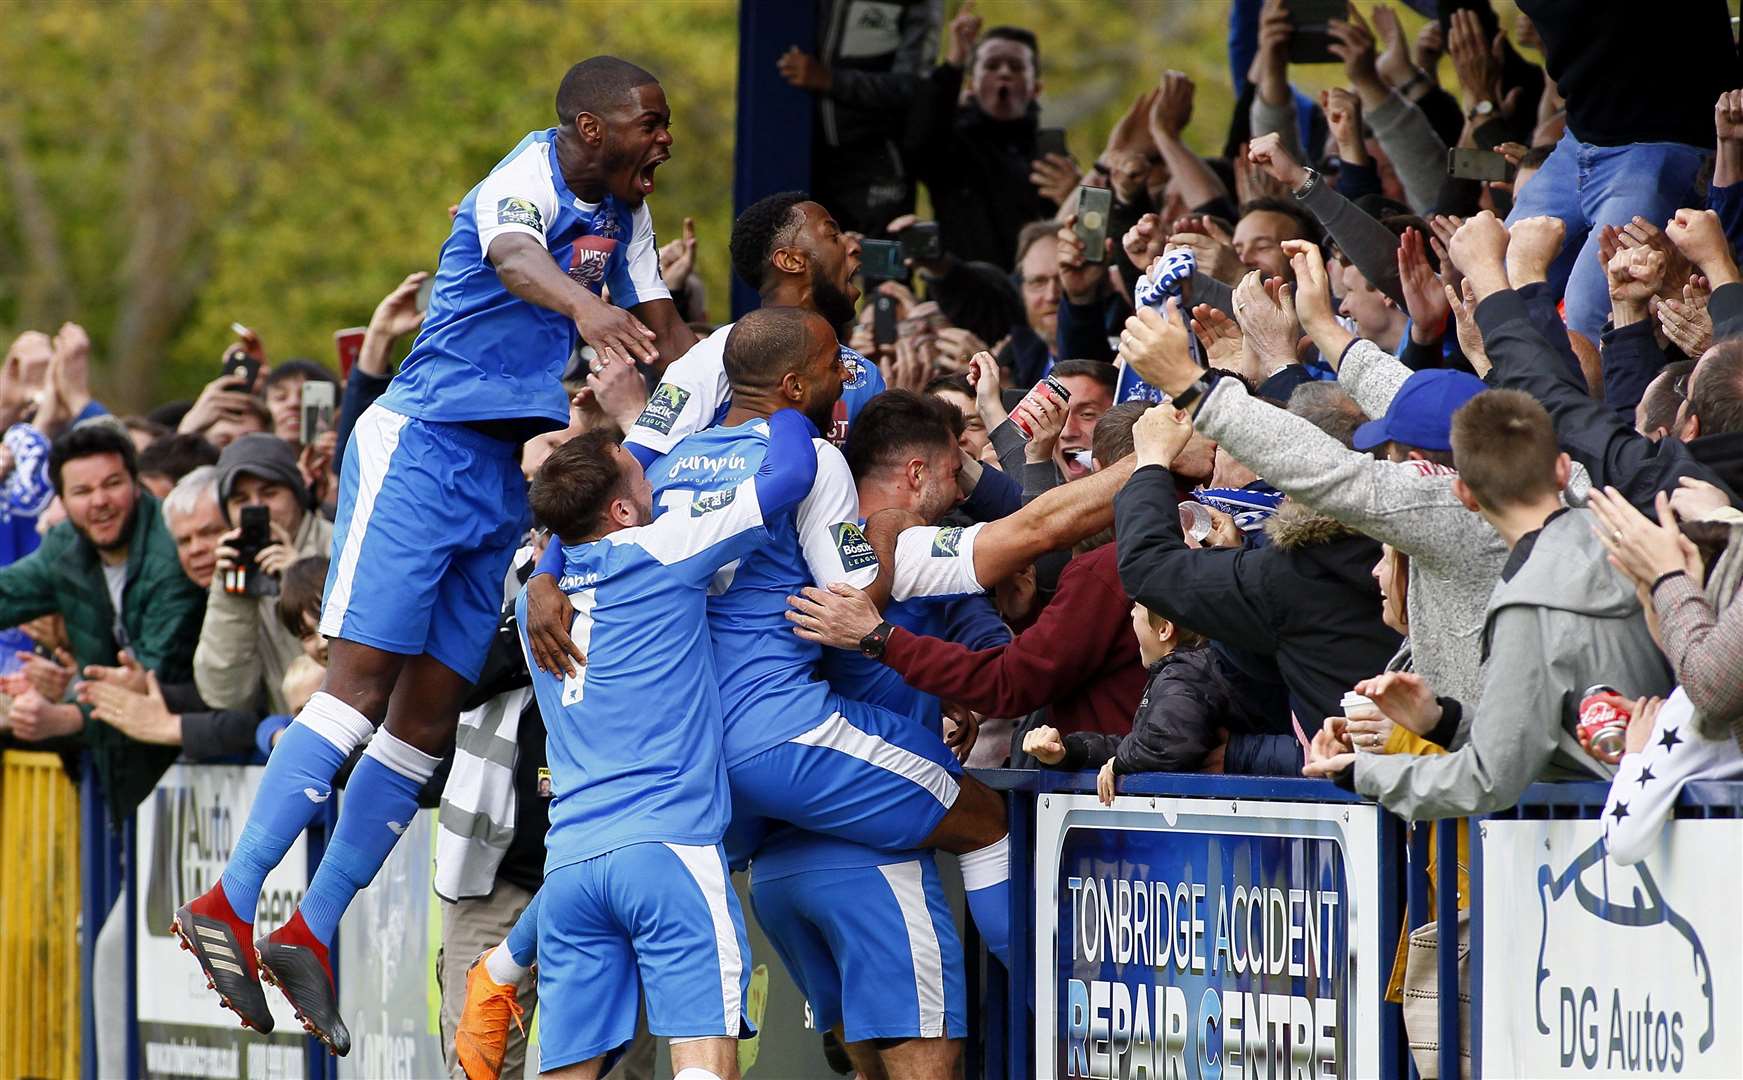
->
[[220, 693, 372, 922], [505, 891, 541, 967], [297, 730, 438, 946], [961, 835, 1012, 968]]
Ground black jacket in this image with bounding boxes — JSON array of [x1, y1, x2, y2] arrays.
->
[[904, 64, 1055, 270], [1115, 465, 1401, 730], [1057, 646, 1229, 774], [1480, 286, 1743, 511]]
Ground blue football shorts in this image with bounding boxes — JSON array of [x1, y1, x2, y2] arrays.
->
[[320, 404, 525, 681], [729, 694, 963, 853], [537, 841, 755, 1071], [750, 851, 966, 1042]]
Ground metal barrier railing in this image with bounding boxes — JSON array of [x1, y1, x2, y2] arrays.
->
[[0, 750, 82, 1080]]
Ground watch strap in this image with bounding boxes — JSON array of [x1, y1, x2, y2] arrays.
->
[[859, 620, 896, 658]]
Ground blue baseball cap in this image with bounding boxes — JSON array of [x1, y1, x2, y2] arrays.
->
[[1351, 368, 1488, 453]]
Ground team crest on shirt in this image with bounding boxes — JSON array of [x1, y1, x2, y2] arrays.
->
[[567, 235, 620, 291], [840, 347, 870, 390], [497, 197, 542, 231], [930, 526, 963, 558], [634, 383, 691, 435], [832, 522, 879, 572], [691, 487, 737, 516]]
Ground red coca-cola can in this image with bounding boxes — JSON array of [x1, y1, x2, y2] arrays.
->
[[1011, 375, 1073, 440], [1577, 685, 1631, 765]]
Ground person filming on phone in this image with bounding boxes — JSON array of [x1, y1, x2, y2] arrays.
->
[[193, 433, 332, 716]]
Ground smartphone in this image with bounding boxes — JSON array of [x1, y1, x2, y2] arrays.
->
[[898, 221, 943, 262], [1447, 147, 1511, 183], [221, 322, 264, 390], [1074, 186, 1114, 265], [227, 505, 273, 595], [1286, 0, 1349, 64], [860, 238, 906, 282], [1035, 128, 1070, 160], [415, 276, 435, 314], [220, 346, 261, 392], [300, 381, 336, 445], [333, 327, 366, 380], [873, 293, 898, 347]]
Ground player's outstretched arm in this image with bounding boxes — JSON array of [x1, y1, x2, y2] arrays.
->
[[969, 454, 1139, 587], [488, 232, 659, 366]]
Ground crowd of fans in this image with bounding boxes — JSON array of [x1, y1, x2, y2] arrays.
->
[[7, 1, 1743, 1076]]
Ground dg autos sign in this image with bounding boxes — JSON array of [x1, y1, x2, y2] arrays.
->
[[1034, 795, 1384, 1080], [1481, 818, 1742, 1077]]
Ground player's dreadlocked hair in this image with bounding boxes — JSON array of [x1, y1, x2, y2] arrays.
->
[[555, 57, 659, 126], [730, 191, 810, 293]]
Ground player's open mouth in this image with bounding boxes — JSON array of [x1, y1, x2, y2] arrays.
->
[[638, 155, 667, 195], [1064, 448, 1093, 477]]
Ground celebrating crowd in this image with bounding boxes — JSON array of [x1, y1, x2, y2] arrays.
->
[[6, 1, 1743, 1078]]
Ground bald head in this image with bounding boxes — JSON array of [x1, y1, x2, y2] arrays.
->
[[724, 306, 843, 430], [555, 56, 659, 127], [724, 306, 833, 388]]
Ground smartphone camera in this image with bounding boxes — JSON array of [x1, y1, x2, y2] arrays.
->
[[227, 505, 274, 596], [898, 222, 943, 263]]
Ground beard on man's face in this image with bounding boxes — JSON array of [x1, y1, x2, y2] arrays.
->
[[810, 264, 858, 332]]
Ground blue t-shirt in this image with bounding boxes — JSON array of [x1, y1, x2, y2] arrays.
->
[[649, 422, 879, 765], [383, 128, 669, 432]]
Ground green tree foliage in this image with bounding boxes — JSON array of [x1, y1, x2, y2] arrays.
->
[[0, 0, 1452, 412], [0, 0, 738, 409]]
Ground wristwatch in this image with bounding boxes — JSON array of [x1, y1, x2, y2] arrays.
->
[[1291, 167, 1321, 201], [1169, 373, 1220, 413], [1399, 70, 1432, 97], [859, 620, 896, 659], [1467, 99, 1495, 121]]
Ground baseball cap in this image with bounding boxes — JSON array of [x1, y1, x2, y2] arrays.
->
[[1351, 368, 1487, 453]]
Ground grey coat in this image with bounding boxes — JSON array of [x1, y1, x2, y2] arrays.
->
[[1355, 508, 1673, 820]]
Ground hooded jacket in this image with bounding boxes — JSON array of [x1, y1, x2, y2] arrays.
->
[[1355, 508, 1674, 820], [1116, 465, 1402, 732]]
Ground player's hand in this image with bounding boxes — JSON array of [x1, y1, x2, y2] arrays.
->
[[786, 581, 882, 650], [943, 702, 980, 763], [574, 292, 659, 367], [525, 572, 587, 677], [1096, 760, 1118, 805], [1021, 724, 1067, 766], [581, 349, 650, 431]]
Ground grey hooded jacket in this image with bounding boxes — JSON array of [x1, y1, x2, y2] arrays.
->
[[1354, 508, 1673, 820]]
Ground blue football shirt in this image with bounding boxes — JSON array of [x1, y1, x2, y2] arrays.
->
[[625, 323, 883, 461], [649, 421, 879, 765], [384, 128, 669, 432], [520, 470, 775, 872]]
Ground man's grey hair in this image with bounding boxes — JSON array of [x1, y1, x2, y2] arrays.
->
[[1286, 382, 1369, 450], [162, 464, 219, 522]]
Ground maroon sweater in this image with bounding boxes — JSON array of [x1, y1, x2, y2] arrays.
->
[[881, 542, 1147, 737]]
